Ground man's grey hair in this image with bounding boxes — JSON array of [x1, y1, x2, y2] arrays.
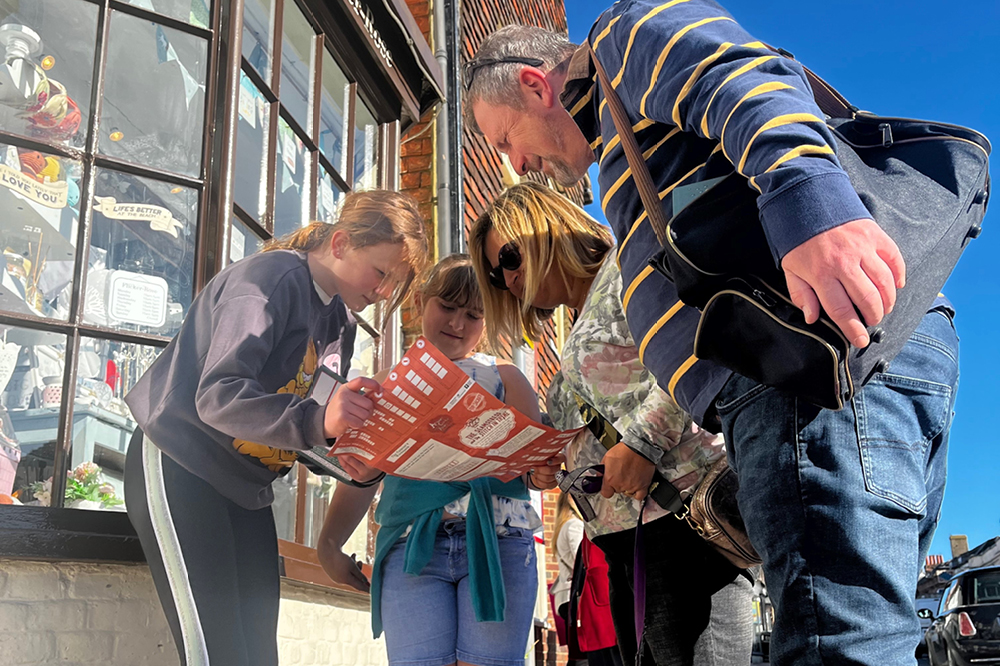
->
[[464, 25, 578, 134]]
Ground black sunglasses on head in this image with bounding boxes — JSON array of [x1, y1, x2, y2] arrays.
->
[[488, 242, 522, 291], [463, 57, 545, 92]]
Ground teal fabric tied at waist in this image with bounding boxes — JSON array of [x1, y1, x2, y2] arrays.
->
[[369, 474, 529, 638]]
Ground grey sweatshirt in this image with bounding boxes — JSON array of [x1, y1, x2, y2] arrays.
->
[[125, 250, 356, 509]]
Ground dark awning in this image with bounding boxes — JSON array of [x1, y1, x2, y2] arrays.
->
[[320, 0, 444, 130]]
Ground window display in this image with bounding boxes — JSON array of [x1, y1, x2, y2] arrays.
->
[[234, 70, 270, 220], [1, 330, 159, 510], [279, 0, 315, 135], [0, 0, 97, 149], [354, 99, 378, 190], [99, 11, 207, 178], [124, 0, 211, 28], [319, 49, 350, 175], [84, 169, 197, 338], [242, 0, 273, 80], [0, 142, 80, 321], [273, 117, 308, 238]]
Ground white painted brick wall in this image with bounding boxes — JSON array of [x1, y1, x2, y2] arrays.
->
[[0, 560, 385, 666]]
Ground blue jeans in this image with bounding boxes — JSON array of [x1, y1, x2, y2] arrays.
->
[[380, 520, 538, 666], [715, 310, 958, 666]]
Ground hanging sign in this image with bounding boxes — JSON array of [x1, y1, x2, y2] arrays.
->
[[239, 76, 256, 129], [92, 196, 184, 238], [0, 164, 68, 208], [107, 271, 168, 328], [346, 0, 394, 69]]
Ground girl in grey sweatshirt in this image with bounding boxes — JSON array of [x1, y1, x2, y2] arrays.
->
[[122, 190, 429, 666]]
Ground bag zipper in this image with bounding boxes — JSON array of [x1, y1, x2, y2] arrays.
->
[[694, 284, 846, 410], [852, 112, 992, 152]]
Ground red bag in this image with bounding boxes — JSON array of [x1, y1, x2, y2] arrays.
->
[[575, 536, 618, 653]]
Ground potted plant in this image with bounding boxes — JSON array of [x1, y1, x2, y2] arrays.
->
[[30, 461, 124, 509]]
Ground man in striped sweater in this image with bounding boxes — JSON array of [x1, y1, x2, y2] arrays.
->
[[465, 2, 960, 665]]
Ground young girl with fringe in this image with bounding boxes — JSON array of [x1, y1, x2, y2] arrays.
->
[[123, 190, 429, 666], [317, 254, 562, 666]]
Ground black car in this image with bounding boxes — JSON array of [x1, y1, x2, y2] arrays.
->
[[926, 566, 1000, 666]]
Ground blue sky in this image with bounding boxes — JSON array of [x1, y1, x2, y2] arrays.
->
[[564, 0, 1000, 561]]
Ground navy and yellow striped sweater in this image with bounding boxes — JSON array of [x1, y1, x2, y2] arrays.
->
[[560, 0, 872, 426]]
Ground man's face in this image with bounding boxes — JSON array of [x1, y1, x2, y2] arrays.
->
[[472, 81, 594, 187]]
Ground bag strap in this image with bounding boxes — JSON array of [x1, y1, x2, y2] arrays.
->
[[589, 43, 671, 248], [765, 44, 855, 119], [587, 42, 855, 249]]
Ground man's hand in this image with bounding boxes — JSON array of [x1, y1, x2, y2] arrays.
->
[[337, 453, 382, 484], [600, 443, 656, 501], [323, 377, 380, 439], [527, 453, 566, 491], [781, 218, 905, 349], [317, 547, 370, 593]]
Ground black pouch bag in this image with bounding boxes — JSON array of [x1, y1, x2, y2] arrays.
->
[[591, 45, 991, 410]]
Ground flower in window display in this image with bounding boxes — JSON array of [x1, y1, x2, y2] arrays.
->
[[21, 77, 81, 142], [29, 462, 124, 508]]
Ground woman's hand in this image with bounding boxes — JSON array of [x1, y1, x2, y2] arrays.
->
[[317, 547, 370, 593], [600, 442, 655, 501], [527, 453, 566, 491], [337, 453, 382, 484], [323, 377, 381, 439]]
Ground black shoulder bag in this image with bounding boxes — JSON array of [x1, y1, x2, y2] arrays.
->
[[590, 44, 990, 410]]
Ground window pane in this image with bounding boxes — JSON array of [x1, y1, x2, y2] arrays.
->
[[234, 70, 270, 220], [228, 218, 265, 264], [319, 49, 349, 174], [315, 169, 343, 224], [303, 473, 369, 555], [1, 324, 67, 505], [85, 168, 197, 338], [63, 338, 161, 511], [241, 0, 272, 81], [272, 468, 297, 542], [353, 99, 378, 190], [100, 11, 207, 178], [279, 0, 314, 133], [348, 304, 377, 378], [0, 143, 81, 321], [0, 0, 97, 149], [273, 117, 308, 239], [124, 0, 211, 28]]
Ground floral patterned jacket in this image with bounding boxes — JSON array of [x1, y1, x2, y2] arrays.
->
[[546, 253, 725, 538]]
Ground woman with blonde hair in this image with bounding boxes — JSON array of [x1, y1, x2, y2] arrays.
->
[[124, 189, 429, 666], [469, 182, 753, 666]]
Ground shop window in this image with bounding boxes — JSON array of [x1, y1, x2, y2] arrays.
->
[[319, 48, 350, 175], [0, 0, 97, 150], [1, 324, 67, 505], [279, 0, 314, 134], [316, 167, 344, 224], [242, 0, 273, 80], [0, 0, 211, 512], [99, 11, 207, 178], [127, 0, 211, 27], [234, 70, 271, 221], [84, 168, 198, 339], [354, 98, 379, 190], [273, 116, 309, 238], [273, 463, 298, 542], [0, 142, 81, 322], [229, 217, 266, 264]]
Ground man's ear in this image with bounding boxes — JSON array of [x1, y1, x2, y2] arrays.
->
[[518, 66, 556, 108]]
